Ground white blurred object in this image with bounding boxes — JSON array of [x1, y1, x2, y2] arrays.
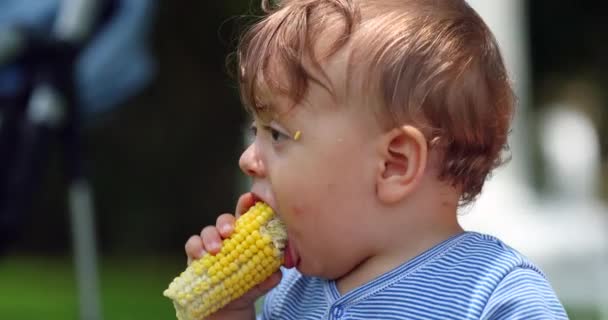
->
[[69, 179, 102, 320], [462, 0, 608, 316], [55, 1, 103, 319], [27, 84, 66, 128], [54, 0, 98, 43], [537, 107, 608, 313], [541, 107, 601, 199], [461, 107, 608, 259]]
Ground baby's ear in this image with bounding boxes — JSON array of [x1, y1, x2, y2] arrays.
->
[[375, 125, 428, 204]]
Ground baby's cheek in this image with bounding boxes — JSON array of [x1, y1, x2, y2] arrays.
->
[[289, 199, 319, 219], [291, 203, 305, 217]]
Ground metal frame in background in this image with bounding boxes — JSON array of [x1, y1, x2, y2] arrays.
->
[[0, 1, 116, 319]]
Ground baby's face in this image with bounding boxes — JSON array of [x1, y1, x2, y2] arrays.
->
[[239, 80, 385, 280]]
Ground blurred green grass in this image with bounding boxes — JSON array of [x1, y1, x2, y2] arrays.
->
[[0, 255, 181, 320], [0, 255, 600, 319]]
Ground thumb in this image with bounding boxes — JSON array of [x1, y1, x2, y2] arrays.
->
[[235, 192, 257, 218]]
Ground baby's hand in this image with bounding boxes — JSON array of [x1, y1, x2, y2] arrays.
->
[[183, 193, 282, 319]]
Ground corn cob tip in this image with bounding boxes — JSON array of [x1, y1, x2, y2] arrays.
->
[[164, 202, 287, 320]]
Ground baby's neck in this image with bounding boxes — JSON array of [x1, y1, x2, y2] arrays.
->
[[335, 196, 463, 295]]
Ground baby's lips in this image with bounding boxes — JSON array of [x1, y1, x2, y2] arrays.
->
[[234, 193, 256, 218], [240, 192, 264, 217], [282, 238, 298, 269], [249, 191, 270, 208]]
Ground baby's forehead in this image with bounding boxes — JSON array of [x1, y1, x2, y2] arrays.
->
[[251, 62, 355, 122], [249, 81, 301, 123]]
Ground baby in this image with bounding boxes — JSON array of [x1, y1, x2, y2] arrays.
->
[[185, 0, 568, 319]]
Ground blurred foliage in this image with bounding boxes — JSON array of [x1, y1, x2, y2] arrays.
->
[[4, 0, 607, 257]]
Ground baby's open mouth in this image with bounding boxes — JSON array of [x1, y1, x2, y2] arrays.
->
[[283, 238, 299, 269], [249, 192, 299, 269]]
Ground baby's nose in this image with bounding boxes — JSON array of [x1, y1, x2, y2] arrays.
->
[[239, 143, 265, 177]]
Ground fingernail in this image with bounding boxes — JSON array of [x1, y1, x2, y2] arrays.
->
[[221, 225, 233, 234], [208, 241, 220, 252]]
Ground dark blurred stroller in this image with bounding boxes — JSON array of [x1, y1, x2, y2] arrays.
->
[[0, 0, 156, 318]]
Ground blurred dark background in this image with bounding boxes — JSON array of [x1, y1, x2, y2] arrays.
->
[[13, 0, 251, 255]]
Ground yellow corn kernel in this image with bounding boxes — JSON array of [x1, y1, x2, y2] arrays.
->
[[163, 202, 287, 320]]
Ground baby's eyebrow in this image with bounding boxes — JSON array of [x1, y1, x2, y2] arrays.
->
[[249, 115, 278, 131]]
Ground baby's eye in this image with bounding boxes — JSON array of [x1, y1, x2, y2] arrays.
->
[[264, 126, 289, 144], [270, 128, 282, 141]]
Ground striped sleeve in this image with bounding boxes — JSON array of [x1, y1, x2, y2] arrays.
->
[[481, 268, 569, 320], [258, 290, 274, 320]]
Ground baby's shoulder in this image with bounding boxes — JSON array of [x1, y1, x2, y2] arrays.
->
[[389, 232, 550, 301], [456, 234, 568, 318], [439, 232, 544, 275], [411, 231, 547, 285]]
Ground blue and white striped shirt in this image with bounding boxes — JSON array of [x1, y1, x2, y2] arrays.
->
[[260, 232, 568, 319]]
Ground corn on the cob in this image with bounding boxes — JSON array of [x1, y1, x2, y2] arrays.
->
[[163, 202, 287, 320]]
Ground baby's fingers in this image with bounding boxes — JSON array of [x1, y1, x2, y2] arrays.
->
[[185, 235, 204, 265], [200, 225, 222, 254], [235, 192, 256, 218], [216, 213, 236, 238], [186, 213, 236, 266]]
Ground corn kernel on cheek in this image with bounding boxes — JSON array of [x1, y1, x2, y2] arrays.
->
[[163, 202, 287, 320]]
